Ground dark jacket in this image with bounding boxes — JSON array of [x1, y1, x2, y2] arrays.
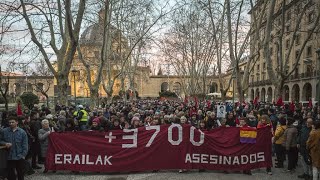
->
[[269, 114, 278, 131], [297, 122, 312, 147]]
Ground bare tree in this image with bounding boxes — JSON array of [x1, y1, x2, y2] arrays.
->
[[161, 1, 216, 97], [0, 0, 87, 105], [29, 60, 53, 107], [76, 0, 169, 106], [0, 65, 10, 110], [262, 0, 320, 100]]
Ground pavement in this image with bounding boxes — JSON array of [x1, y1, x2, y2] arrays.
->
[[24, 160, 305, 180]]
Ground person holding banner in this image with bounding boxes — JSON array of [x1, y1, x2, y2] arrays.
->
[[239, 117, 254, 175], [257, 115, 273, 175], [38, 119, 55, 173]]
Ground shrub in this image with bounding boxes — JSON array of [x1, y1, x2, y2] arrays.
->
[[20, 92, 39, 109], [159, 91, 178, 98], [119, 90, 125, 97], [0, 96, 5, 104], [112, 95, 121, 101]]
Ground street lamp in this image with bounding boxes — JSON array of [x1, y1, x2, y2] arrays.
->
[[71, 68, 79, 105], [232, 74, 236, 105], [316, 48, 320, 105]]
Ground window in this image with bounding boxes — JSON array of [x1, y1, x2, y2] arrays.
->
[[270, 47, 273, 55], [257, 64, 260, 72], [263, 63, 266, 70], [94, 51, 99, 58], [278, 17, 281, 26], [286, 10, 291, 21], [307, 31, 313, 40], [306, 46, 312, 57], [262, 74, 266, 81], [295, 4, 301, 15], [295, 34, 300, 45], [286, 24, 290, 32], [306, 65, 313, 77], [297, 23, 301, 30], [295, 50, 300, 60], [294, 67, 299, 78], [256, 76, 259, 82], [286, 39, 290, 49], [308, 12, 314, 24]]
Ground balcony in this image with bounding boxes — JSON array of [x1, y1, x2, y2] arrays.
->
[[287, 71, 318, 82]]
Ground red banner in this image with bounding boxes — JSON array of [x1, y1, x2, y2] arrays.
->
[[46, 125, 272, 172]]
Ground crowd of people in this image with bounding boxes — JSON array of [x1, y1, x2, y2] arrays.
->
[[0, 99, 320, 180]]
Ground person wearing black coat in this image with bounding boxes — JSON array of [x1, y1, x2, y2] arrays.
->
[[297, 118, 313, 179], [29, 112, 43, 167]]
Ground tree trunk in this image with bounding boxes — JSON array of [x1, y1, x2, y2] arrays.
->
[[4, 97, 8, 111], [236, 75, 244, 103], [274, 80, 284, 102], [45, 94, 49, 108], [220, 88, 226, 102], [89, 88, 99, 107], [56, 75, 69, 105]]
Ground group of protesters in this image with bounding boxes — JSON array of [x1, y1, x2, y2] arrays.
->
[[0, 98, 320, 180]]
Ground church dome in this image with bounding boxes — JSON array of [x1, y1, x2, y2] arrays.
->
[[80, 23, 103, 45], [80, 22, 119, 45]]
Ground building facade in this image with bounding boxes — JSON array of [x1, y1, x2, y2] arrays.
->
[[68, 8, 222, 99], [0, 71, 55, 102], [249, 0, 320, 103]]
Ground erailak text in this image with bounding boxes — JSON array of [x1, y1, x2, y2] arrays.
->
[[55, 154, 112, 165]]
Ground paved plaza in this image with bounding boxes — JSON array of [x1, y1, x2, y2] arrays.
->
[[25, 161, 304, 180]]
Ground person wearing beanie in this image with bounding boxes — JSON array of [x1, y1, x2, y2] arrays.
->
[[89, 118, 103, 132]]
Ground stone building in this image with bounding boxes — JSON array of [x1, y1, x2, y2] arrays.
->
[[248, 0, 320, 103], [69, 9, 222, 99], [0, 71, 54, 102]]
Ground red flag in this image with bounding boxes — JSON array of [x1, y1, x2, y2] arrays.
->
[[308, 99, 312, 108], [276, 96, 284, 106], [253, 96, 259, 105], [184, 96, 188, 105], [16, 102, 23, 116], [206, 100, 211, 109], [289, 101, 295, 112], [194, 96, 198, 108]]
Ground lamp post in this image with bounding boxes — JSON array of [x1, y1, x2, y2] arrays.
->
[[71, 68, 79, 105], [316, 48, 320, 105], [232, 74, 236, 105]]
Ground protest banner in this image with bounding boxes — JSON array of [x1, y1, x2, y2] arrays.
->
[[46, 125, 272, 172]]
